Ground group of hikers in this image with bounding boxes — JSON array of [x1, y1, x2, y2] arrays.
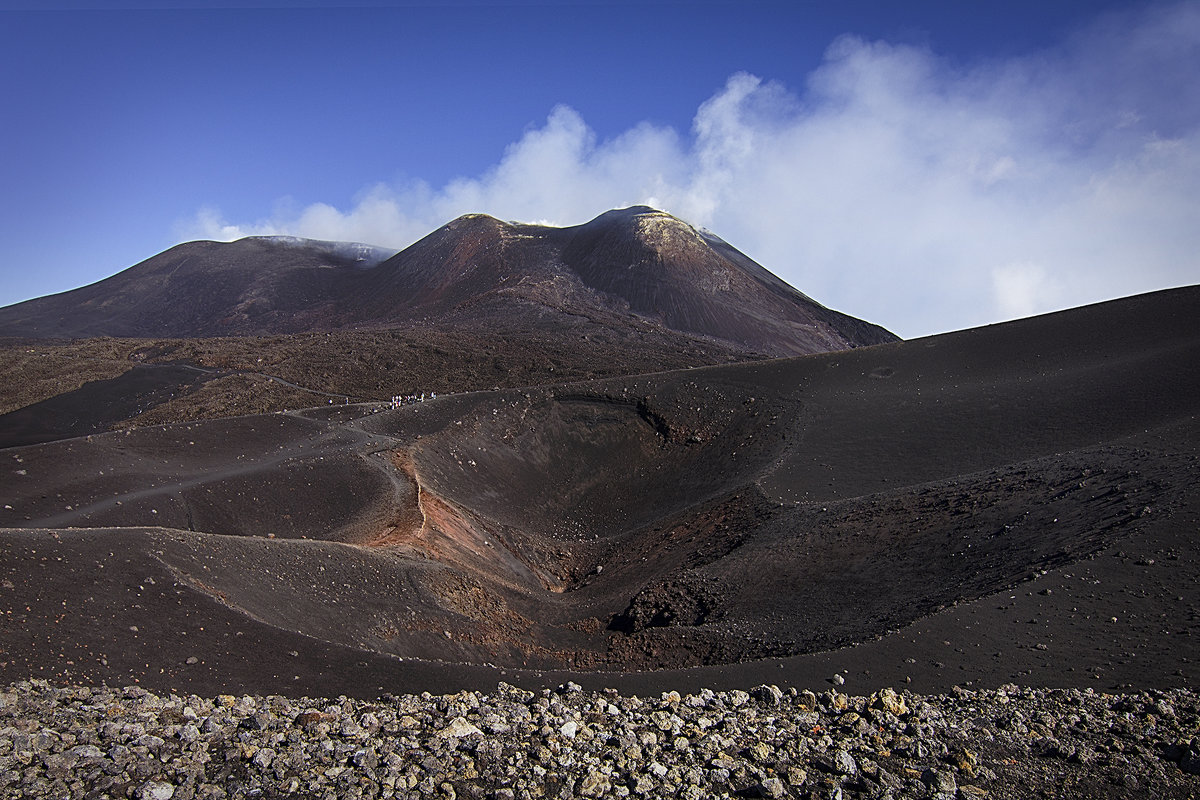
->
[[390, 392, 437, 408]]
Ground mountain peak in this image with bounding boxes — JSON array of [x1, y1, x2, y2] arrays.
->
[[445, 212, 513, 232], [0, 209, 896, 354], [449, 212, 502, 224], [580, 207, 715, 256], [592, 204, 665, 218]]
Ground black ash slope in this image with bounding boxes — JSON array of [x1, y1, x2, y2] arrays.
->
[[0, 286, 1196, 697]]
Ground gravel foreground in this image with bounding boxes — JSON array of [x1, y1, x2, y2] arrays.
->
[[4, 680, 1200, 800]]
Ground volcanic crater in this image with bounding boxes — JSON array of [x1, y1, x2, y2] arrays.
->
[[0, 210, 1198, 699]]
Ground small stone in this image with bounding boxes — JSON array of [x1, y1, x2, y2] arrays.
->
[[759, 776, 786, 798], [69, 744, 104, 759], [834, 749, 857, 776], [831, 673, 845, 686], [748, 741, 772, 762], [579, 771, 611, 797], [922, 768, 957, 794], [185, 656, 199, 665], [951, 747, 978, 776], [294, 710, 327, 727], [751, 684, 783, 705], [135, 734, 166, 751], [873, 687, 908, 716], [651, 710, 676, 732], [634, 775, 657, 794], [560, 719, 578, 738], [439, 717, 482, 738], [138, 781, 175, 800]]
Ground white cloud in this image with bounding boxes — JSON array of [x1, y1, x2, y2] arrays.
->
[[992, 261, 1062, 321], [178, 2, 1200, 338]]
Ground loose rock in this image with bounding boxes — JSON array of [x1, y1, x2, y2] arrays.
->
[[1, 680, 1199, 800]]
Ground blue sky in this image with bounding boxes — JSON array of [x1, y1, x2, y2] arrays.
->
[[1, 0, 1197, 337]]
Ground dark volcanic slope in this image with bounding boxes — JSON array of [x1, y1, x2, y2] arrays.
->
[[0, 208, 894, 355], [1, 286, 1197, 698], [356, 208, 895, 355], [0, 238, 396, 339], [0, 320, 763, 448]]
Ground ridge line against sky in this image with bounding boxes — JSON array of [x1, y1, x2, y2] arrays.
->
[[1, 1, 1197, 338]]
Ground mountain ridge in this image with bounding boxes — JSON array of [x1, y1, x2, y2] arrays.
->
[[0, 207, 896, 356]]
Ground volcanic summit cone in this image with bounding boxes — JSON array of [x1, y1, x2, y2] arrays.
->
[[0, 206, 895, 356]]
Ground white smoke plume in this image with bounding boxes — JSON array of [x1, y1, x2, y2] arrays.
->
[[179, 2, 1200, 338]]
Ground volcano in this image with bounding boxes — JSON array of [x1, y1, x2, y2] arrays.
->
[[0, 207, 894, 356], [0, 208, 895, 447]]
